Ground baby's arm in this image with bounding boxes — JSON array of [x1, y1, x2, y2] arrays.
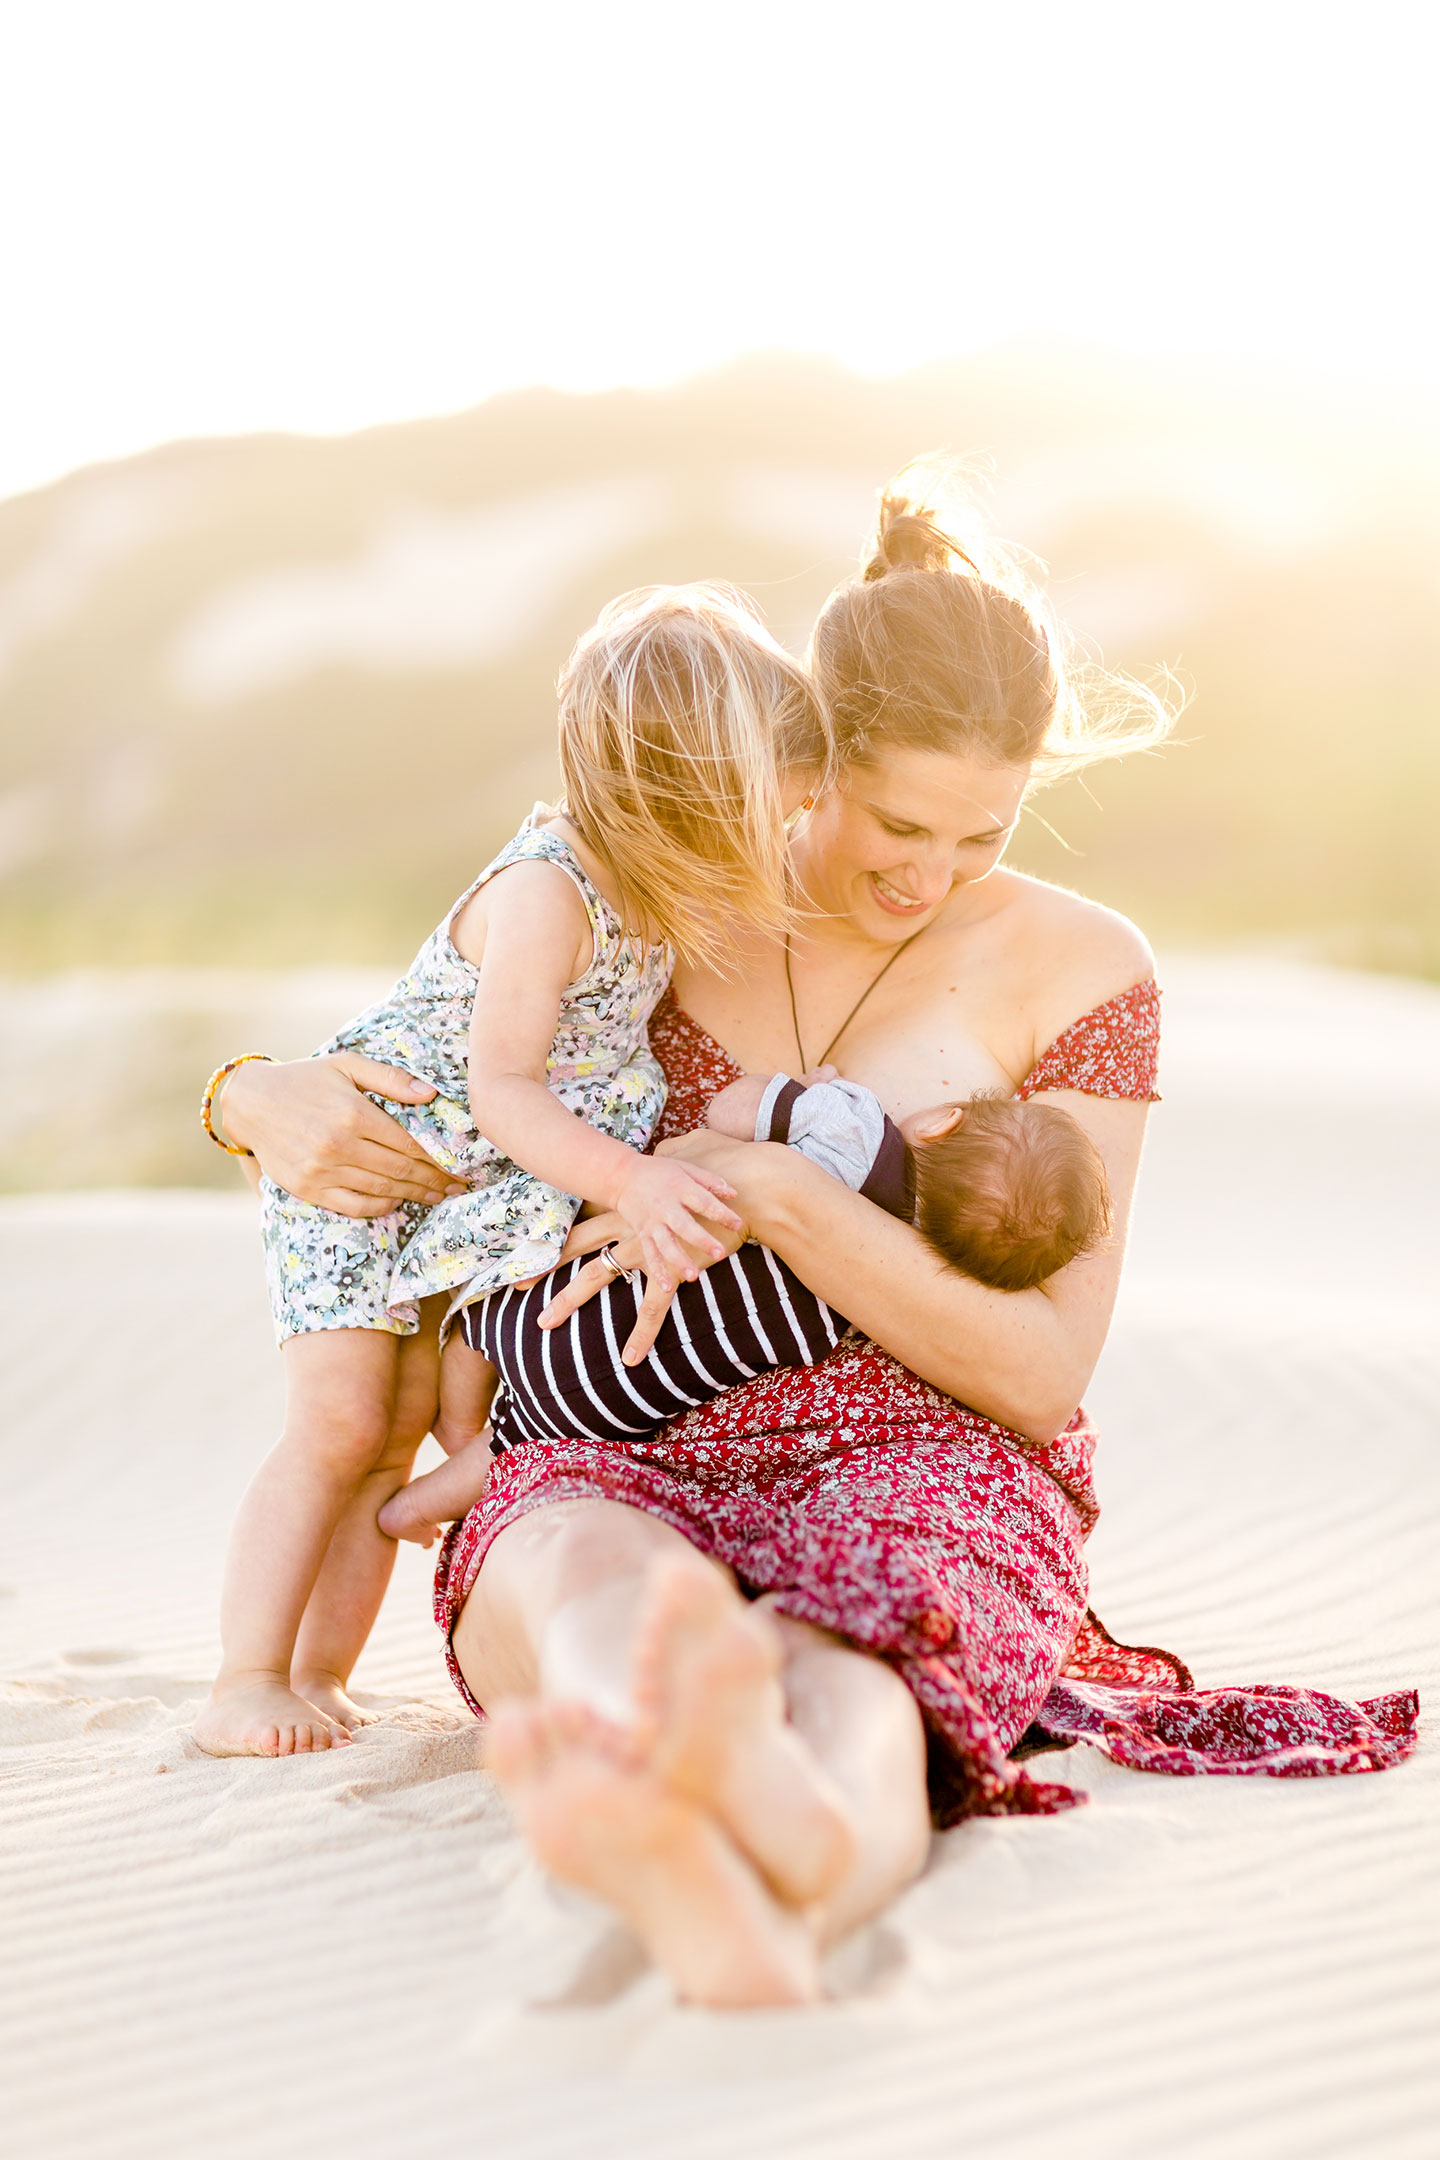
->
[[706, 1066, 842, 1141], [457, 861, 742, 1280], [705, 1072, 775, 1138]]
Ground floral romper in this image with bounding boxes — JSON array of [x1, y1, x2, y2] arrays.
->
[[259, 816, 672, 1344]]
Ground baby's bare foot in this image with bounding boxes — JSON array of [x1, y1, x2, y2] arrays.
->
[[193, 1674, 350, 1757], [488, 1698, 818, 2008], [290, 1671, 376, 1733], [378, 1446, 490, 1545], [633, 1561, 855, 1908], [376, 1480, 442, 1546]]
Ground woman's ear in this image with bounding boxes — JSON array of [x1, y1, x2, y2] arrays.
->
[[911, 1104, 965, 1144]]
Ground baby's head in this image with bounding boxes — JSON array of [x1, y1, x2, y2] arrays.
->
[[558, 584, 832, 970], [900, 1095, 1111, 1292]]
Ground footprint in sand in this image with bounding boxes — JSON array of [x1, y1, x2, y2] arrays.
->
[[60, 1647, 142, 1666]]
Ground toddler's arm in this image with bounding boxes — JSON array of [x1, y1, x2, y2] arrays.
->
[[458, 859, 742, 1281]]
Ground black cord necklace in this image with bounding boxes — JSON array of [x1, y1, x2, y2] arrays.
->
[[783, 927, 926, 1072]]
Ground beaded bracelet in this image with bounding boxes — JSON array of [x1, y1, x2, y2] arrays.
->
[[201, 1052, 275, 1155]]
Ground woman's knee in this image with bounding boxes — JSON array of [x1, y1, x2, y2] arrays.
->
[[455, 1500, 721, 1706], [487, 1498, 710, 1612]]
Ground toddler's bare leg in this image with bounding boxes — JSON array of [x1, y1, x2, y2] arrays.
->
[[377, 1435, 493, 1545], [194, 1328, 403, 1757], [291, 1301, 442, 1725]]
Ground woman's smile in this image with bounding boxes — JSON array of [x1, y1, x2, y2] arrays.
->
[[792, 745, 1032, 942], [868, 869, 933, 917]]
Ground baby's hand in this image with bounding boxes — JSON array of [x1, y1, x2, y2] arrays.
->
[[706, 1067, 842, 1142], [612, 1155, 743, 1281]]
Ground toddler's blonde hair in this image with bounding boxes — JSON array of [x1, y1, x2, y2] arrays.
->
[[558, 583, 832, 970]]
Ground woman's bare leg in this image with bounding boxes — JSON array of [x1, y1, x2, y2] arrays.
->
[[763, 1607, 932, 1948], [627, 1563, 931, 1926], [291, 1302, 443, 1727], [452, 1496, 728, 1715], [456, 1500, 831, 2002], [454, 1500, 932, 1996], [630, 1563, 856, 1904], [487, 1699, 818, 2007]]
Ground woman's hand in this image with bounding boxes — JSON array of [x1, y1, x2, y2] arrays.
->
[[541, 1192, 752, 1365], [220, 1052, 466, 1217], [654, 1129, 796, 1236]]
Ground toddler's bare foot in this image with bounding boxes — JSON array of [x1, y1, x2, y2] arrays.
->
[[193, 1673, 351, 1757], [290, 1670, 376, 1733], [488, 1698, 818, 2008], [633, 1561, 855, 1908]]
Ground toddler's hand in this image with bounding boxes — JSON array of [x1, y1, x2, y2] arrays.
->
[[613, 1155, 742, 1281]]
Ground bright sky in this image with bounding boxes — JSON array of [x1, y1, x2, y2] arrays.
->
[[1, 0, 1431, 503]]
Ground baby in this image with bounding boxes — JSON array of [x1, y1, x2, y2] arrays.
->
[[381, 1067, 1112, 1542], [708, 1068, 1113, 1294]]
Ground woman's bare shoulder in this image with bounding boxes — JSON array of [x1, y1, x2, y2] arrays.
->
[[995, 872, 1155, 1042]]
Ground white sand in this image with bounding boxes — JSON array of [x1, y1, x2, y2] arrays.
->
[[2, 957, 1436, 2160]]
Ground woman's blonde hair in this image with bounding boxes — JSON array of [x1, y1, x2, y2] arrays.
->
[[810, 458, 1175, 784], [558, 583, 832, 970]]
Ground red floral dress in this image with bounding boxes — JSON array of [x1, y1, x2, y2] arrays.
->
[[434, 983, 1418, 1826]]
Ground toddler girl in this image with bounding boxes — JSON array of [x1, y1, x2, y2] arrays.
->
[[194, 584, 828, 1756]]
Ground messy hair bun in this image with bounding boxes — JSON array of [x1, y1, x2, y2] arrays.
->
[[813, 459, 1173, 783], [862, 497, 980, 583]]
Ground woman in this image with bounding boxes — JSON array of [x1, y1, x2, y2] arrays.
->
[[218, 475, 1417, 2006]]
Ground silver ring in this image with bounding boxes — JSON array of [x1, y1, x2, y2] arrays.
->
[[597, 1242, 634, 1285]]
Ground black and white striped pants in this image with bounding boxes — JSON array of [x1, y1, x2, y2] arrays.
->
[[462, 1243, 846, 1452]]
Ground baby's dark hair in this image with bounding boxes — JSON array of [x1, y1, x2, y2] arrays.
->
[[908, 1096, 1112, 1293]]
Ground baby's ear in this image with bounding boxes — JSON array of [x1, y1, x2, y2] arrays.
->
[[912, 1104, 965, 1144]]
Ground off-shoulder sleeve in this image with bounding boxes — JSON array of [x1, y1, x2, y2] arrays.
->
[[1016, 980, 1161, 1102]]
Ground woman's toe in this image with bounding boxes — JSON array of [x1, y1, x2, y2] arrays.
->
[[486, 1702, 539, 1783]]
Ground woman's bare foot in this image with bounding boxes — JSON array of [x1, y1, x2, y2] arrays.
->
[[193, 1672, 351, 1757], [632, 1561, 855, 1908], [290, 1670, 377, 1733], [487, 1698, 819, 2008]]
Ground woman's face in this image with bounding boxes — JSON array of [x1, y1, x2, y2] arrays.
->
[[795, 745, 1030, 944]]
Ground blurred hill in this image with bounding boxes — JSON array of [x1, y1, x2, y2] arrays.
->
[[3, 340, 1438, 981]]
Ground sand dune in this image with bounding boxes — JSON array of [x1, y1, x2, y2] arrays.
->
[[2, 958, 1436, 2159]]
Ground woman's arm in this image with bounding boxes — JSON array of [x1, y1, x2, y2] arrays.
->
[[542, 1089, 1145, 1438], [218, 1052, 465, 1215], [658, 1089, 1148, 1444]]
